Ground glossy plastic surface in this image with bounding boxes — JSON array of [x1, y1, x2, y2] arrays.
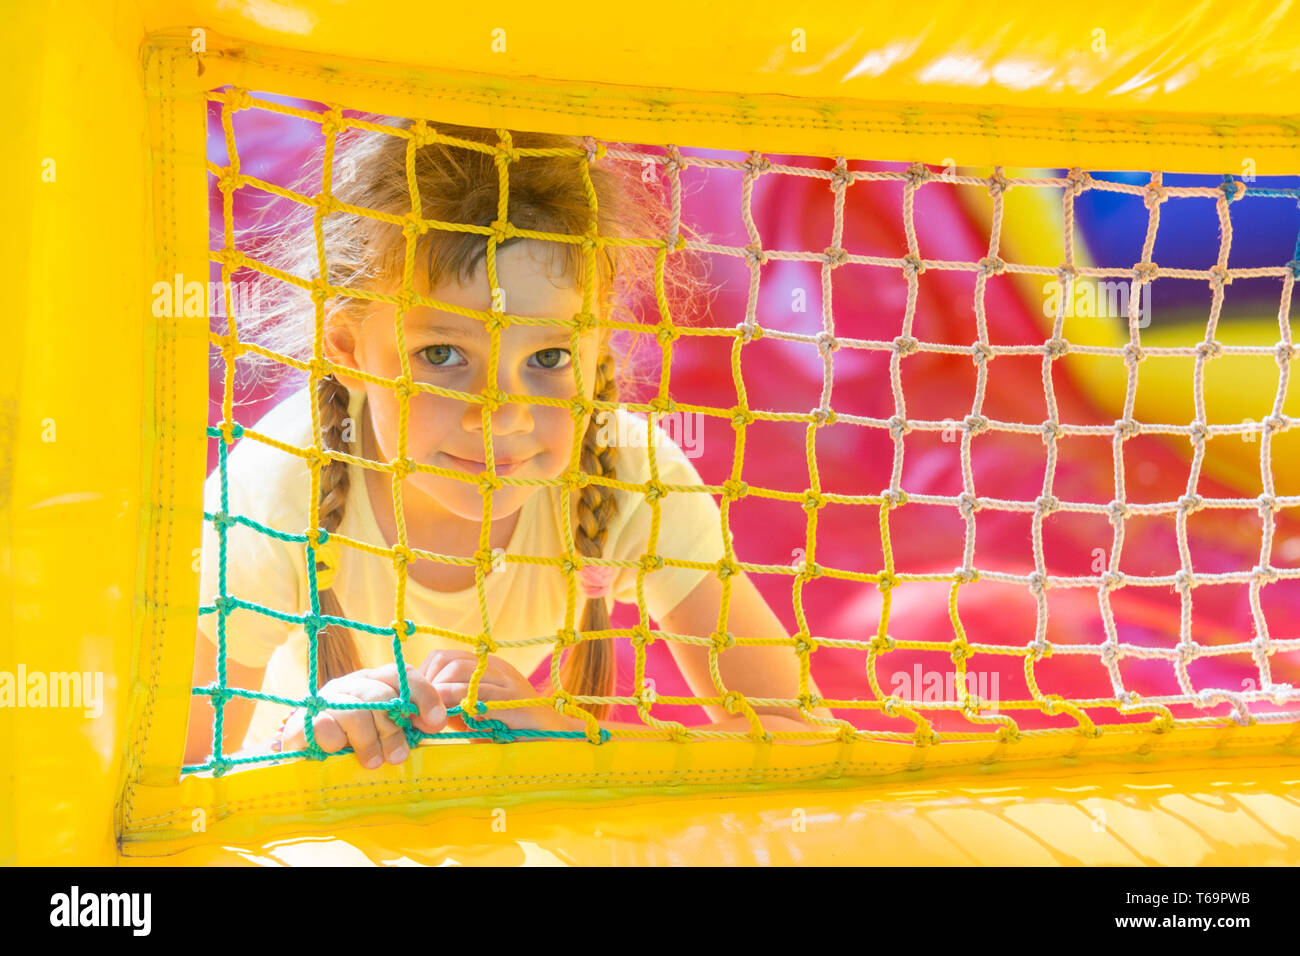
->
[[4, 0, 1298, 865]]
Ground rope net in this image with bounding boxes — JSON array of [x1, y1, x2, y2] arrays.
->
[[188, 87, 1300, 776]]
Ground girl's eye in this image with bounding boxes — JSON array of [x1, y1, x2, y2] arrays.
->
[[531, 347, 571, 370], [420, 344, 464, 368]]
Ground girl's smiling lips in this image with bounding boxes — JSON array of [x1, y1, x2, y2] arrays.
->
[[439, 451, 533, 476]]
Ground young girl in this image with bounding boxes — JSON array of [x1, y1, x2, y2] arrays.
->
[[187, 118, 835, 770]]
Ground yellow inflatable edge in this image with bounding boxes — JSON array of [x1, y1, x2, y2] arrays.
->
[[121, 750, 1300, 866], [120, 720, 1300, 856], [184, 32, 1296, 173], [5, 5, 1298, 864]]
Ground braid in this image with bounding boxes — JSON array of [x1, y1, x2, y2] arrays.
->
[[558, 352, 621, 720], [314, 374, 363, 685]]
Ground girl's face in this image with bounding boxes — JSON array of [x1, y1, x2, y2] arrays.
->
[[326, 240, 602, 524]]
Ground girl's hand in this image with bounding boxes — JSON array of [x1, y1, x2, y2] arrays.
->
[[420, 649, 577, 734], [274, 663, 448, 768]]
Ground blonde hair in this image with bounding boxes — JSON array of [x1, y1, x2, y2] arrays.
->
[[243, 117, 713, 720]]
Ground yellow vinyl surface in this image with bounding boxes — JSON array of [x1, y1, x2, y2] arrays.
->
[[3, 0, 1298, 865], [124, 752, 1300, 866]]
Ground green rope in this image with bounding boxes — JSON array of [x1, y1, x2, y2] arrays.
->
[[190, 424, 609, 778]]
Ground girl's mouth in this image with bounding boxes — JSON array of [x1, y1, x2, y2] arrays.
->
[[440, 452, 532, 476]]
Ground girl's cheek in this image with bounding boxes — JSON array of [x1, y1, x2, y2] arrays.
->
[[540, 412, 575, 454]]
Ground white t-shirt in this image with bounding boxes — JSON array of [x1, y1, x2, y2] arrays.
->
[[197, 385, 726, 747]]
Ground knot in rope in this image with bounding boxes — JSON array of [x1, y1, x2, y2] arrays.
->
[[888, 415, 912, 440], [721, 478, 749, 501], [1064, 167, 1093, 196], [1143, 181, 1168, 208], [742, 242, 768, 267], [1263, 413, 1291, 434], [870, 632, 896, 652], [582, 135, 606, 164], [1114, 417, 1141, 440], [317, 107, 345, 137], [655, 323, 682, 346], [828, 160, 854, 189], [1132, 261, 1160, 283], [794, 637, 818, 655], [224, 88, 253, 111], [643, 479, 668, 502], [881, 488, 908, 509], [390, 544, 415, 570], [892, 334, 920, 358], [1208, 264, 1233, 289], [639, 553, 666, 572], [1043, 337, 1069, 359], [743, 152, 772, 176], [904, 163, 932, 187]]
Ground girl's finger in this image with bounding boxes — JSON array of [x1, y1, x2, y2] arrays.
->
[[418, 649, 479, 682], [431, 683, 541, 732], [426, 650, 529, 687], [279, 708, 347, 754], [372, 708, 410, 765], [337, 673, 440, 765], [430, 658, 510, 689], [429, 679, 524, 711], [399, 671, 448, 735], [330, 704, 385, 769], [309, 712, 350, 753], [351, 669, 448, 736]]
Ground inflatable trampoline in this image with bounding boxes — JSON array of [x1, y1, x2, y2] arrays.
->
[[4, 0, 1300, 867]]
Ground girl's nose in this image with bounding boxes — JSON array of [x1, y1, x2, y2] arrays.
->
[[460, 376, 534, 438]]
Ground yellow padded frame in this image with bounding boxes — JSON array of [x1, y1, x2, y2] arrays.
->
[[4, 0, 1299, 864]]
